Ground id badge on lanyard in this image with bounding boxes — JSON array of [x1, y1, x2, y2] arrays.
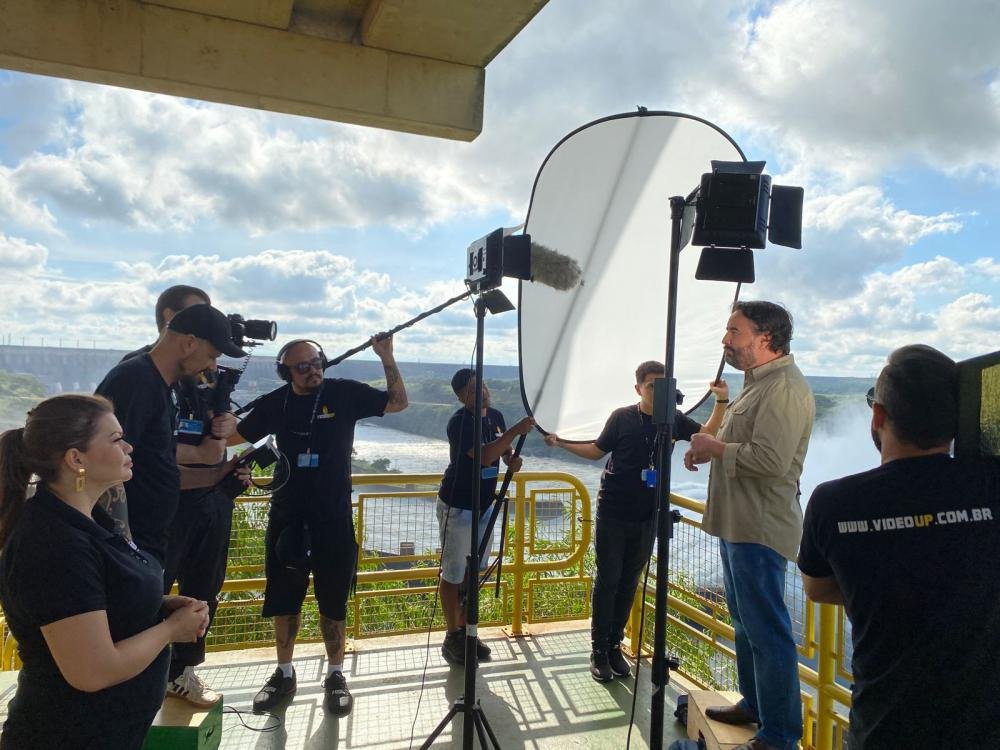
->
[[297, 451, 320, 468]]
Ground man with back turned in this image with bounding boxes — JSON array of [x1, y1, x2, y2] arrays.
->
[[798, 344, 1000, 749]]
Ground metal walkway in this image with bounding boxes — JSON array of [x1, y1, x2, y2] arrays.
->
[[203, 622, 691, 749]]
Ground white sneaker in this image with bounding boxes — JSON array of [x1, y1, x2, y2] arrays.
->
[[166, 667, 222, 708]]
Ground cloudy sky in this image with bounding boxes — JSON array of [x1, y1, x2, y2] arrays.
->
[[1, 0, 998, 377]]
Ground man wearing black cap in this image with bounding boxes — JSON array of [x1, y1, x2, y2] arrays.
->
[[120, 287, 248, 707], [96, 303, 247, 568]]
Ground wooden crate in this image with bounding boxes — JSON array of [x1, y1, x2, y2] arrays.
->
[[686, 690, 755, 750], [141, 696, 222, 750]]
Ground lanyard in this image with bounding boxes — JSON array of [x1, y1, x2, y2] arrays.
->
[[283, 382, 325, 455], [637, 405, 656, 469]]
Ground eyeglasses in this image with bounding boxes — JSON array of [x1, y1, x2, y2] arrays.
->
[[865, 387, 876, 408], [291, 359, 323, 375]]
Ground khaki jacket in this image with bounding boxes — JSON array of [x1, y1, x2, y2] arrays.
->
[[703, 354, 815, 560]]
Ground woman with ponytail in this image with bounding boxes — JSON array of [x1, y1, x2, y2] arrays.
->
[[0, 394, 210, 749]]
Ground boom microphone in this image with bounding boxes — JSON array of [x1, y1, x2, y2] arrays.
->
[[313, 232, 580, 370], [528, 242, 582, 291]]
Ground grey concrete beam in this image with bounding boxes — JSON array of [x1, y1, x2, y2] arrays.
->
[[0, 0, 484, 140]]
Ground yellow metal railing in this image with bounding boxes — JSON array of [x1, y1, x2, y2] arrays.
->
[[208, 471, 593, 648], [0, 469, 853, 747]]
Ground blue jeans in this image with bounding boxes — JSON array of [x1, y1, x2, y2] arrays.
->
[[719, 539, 802, 750]]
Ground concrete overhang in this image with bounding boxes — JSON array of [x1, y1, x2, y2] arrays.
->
[[0, 0, 549, 141]]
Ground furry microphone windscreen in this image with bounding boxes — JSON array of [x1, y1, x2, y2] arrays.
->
[[529, 243, 582, 291]]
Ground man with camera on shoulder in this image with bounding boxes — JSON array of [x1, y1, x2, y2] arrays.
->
[[110, 285, 251, 707]]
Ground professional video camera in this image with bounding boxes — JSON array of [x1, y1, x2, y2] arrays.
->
[[228, 314, 277, 351], [176, 313, 277, 445]]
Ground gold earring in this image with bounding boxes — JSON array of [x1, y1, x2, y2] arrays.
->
[[75, 468, 86, 492]]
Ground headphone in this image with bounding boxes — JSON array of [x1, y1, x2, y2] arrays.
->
[[275, 339, 328, 382]]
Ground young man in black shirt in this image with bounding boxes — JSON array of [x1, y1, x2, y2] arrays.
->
[[122, 285, 247, 707], [798, 345, 1000, 750], [96, 303, 247, 568], [545, 361, 729, 681], [436, 369, 535, 665], [235, 336, 407, 716]]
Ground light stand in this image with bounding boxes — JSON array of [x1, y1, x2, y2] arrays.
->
[[648, 160, 802, 749], [647, 196, 689, 747], [422, 289, 513, 750]]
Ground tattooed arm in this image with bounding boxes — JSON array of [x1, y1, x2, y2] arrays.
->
[[96, 483, 132, 540], [371, 334, 408, 413]]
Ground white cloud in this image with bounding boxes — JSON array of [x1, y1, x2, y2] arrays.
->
[[696, 0, 1000, 184], [0, 164, 59, 233], [972, 257, 1000, 279], [0, 234, 48, 272], [790, 256, 1000, 374], [2, 0, 997, 241], [0, 0, 998, 375]]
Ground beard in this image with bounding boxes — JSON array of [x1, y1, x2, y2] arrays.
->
[[723, 345, 752, 371]]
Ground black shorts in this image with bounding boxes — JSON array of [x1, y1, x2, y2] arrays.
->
[[261, 506, 358, 621]]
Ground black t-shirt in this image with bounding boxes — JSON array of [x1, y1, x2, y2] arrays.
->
[[123, 345, 231, 513], [237, 379, 389, 521], [594, 406, 700, 521], [798, 455, 1000, 750], [0, 487, 169, 748], [438, 407, 508, 511], [95, 354, 180, 560]]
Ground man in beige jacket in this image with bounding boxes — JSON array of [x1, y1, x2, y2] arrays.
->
[[684, 300, 815, 750]]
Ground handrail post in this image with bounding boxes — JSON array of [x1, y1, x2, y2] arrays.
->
[[816, 602, 838, 750], [627, 579, 645, 657], [510, 476, 526, 635]]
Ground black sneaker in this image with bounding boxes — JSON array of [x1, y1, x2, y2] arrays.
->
[[590, 650, 613, 682], [475, 637, 492, 661], [253, 667, 296, 713], [441, 630, 465, 666], [608, 643, 631, 678], [323, 671, 353, 716]]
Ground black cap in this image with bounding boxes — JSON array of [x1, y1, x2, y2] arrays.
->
[[167, 304, 248, 358]]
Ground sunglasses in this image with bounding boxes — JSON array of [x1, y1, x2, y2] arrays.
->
[[866, 386, 876, 408], [290, 358, 323, 375]]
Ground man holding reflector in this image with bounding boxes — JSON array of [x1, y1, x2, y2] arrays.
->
[[545, 361, 728, 681], [684, 301, 814, 750]]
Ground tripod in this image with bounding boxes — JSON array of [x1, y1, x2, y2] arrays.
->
[[647, 195, 694, 748], [422, 293, 504, 750]]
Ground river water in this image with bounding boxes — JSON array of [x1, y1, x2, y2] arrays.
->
[[351, 421, 710, 558]]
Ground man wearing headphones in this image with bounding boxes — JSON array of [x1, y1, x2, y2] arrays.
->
[[234, 335, 407, 716]]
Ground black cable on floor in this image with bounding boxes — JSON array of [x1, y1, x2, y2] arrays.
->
[[222, 704, 282, 733]]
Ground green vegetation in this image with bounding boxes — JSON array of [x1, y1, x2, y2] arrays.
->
[[980, 363, 1000, 455], [0, 371, 46, 431]]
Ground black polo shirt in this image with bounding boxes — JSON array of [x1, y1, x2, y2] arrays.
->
[[594, 406, 700, 521], [0, 487, 169, 749], [96, 354, 180, 562], [237, 379, 389, 522], [438, 407, 508, 511]]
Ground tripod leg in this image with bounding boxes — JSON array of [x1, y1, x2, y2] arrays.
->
[[476, 703, 502, 749], [419, 703, 461, 749]]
